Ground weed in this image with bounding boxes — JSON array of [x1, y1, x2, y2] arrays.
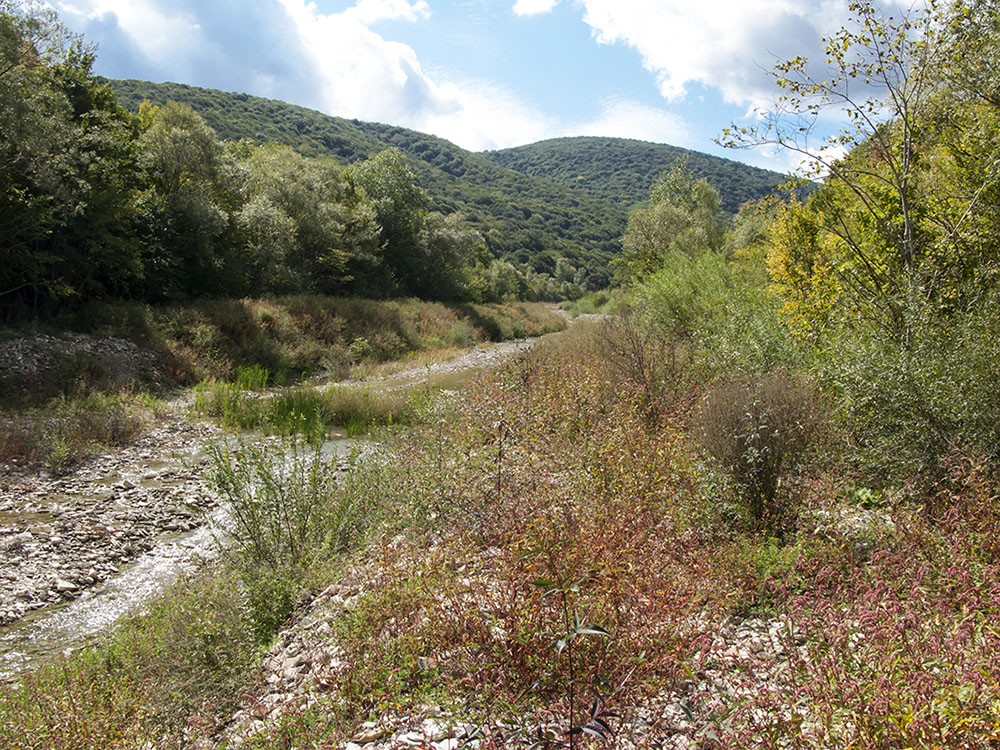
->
[[235, 363, 270, 389], [695, 370, 825, 529], [207, 437, 378, 638]]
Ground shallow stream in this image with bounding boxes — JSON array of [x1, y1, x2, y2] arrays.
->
[[0, 343, 516, 680]]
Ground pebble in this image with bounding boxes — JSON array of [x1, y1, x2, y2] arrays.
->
[[0, 408, 224, 626]]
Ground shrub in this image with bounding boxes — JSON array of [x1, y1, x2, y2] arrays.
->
[[0, 569, 259, 749], [267, 387, 330, 440], [192, 379, 263, 429], [207, 438, 378, 638], [348, 336, 375, 362], [635, 250, 800, 376], [596, 313, 698, 425], [695, 370, 825, 527], [826, 292, 1000, 491]]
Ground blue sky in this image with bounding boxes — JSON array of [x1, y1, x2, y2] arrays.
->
[[53, 0, 909, 172]]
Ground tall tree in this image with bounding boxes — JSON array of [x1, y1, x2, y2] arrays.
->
[[136, 101, 232, 298], [616, 160, 725, 283], [0, 0, 140, 315], [347, 148, 429, 296]]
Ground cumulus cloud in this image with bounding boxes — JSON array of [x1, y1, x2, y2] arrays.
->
[[274, 0, 560, 150], [58, 0, 817, 157], [55, 0, 314, 100], [56, 0, 553, 150], [520, 0, 909, 109], [581, 0, 846, 105]]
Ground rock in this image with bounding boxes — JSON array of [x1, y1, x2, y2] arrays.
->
[[422, 719, 452, 742], [351, 726, 387, 743]]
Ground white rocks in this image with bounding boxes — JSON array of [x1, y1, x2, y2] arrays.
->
[[0, 408, 224, 627], [351, 725, 388, 743]]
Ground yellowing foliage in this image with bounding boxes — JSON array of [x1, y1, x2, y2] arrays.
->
[[766, 202, 843, 340]]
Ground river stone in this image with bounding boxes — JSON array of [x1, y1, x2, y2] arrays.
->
[[352, 726, 387, 743]]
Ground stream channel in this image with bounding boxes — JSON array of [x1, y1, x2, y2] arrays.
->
[[0, 340, 533, 680]]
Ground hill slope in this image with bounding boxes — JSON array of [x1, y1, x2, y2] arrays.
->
[[109, 80, 787, 285], [482, 136, 786, 214]]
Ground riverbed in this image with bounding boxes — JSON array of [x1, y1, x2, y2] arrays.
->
[[0, 338, 534, 679]]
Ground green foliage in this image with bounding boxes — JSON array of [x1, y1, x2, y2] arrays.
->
[[0, 569, 259, 749], [0, 1, 142, 315], [707, 0, 1000, 495], [483, 135, 785, 214], [236, 143, 379, 295], [207, 438, 377, 638], [109, 80, 788, 292], [634, 249, 799, 375], [825, 293, 1000, 489], [616, 162, 726, 283]]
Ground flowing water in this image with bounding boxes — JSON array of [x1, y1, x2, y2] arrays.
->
[[0, 348, 506, 680]]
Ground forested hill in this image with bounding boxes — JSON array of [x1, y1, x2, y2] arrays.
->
[[109, 79, 623, 285], [109, 80, 786, 284], [482, 136, 785, 214]]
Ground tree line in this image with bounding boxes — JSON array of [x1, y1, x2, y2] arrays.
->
[[0, 1, 585, 321], [619, 0, 1000, 487]]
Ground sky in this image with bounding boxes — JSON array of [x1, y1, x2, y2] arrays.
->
[[52, 0, 910, 172]]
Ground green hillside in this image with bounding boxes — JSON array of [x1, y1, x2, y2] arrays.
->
[[109, 79, 623, 285], [482, 136, 787, 214], [109, 80, 788, 286]]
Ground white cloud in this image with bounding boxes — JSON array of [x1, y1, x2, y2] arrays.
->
[[344, 0, 431, 25], [276, 0, 559, 150], [579, 0, 846, 105], [530, 0, 910, 108], [569, 97, 693, 147], [512, 0, 560, 17], [56, 0, 203, 67]]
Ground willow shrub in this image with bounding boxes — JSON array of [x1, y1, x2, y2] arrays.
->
[[635, 249, 801, 377], [826, 291, 1000, 492]]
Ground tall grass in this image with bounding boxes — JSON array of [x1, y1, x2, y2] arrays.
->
[[192, 379, 432, 438], [0, 392, 156, 474], [49, 296, 566, 385], [0, 570, 259, 749]]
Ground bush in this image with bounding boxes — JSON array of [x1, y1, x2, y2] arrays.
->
[[695, 370, 825, 527], [0, 569, 259, 749], [635, 250, 800, 376], [596, 313, 698, 425], [826, 293, 1000, 491], [207, 438, 378, 638]]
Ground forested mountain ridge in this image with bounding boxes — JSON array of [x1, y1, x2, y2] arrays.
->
[[482, 136, 787, 214], [109, 80, 788, 284], [109, 79, 623, 285]]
